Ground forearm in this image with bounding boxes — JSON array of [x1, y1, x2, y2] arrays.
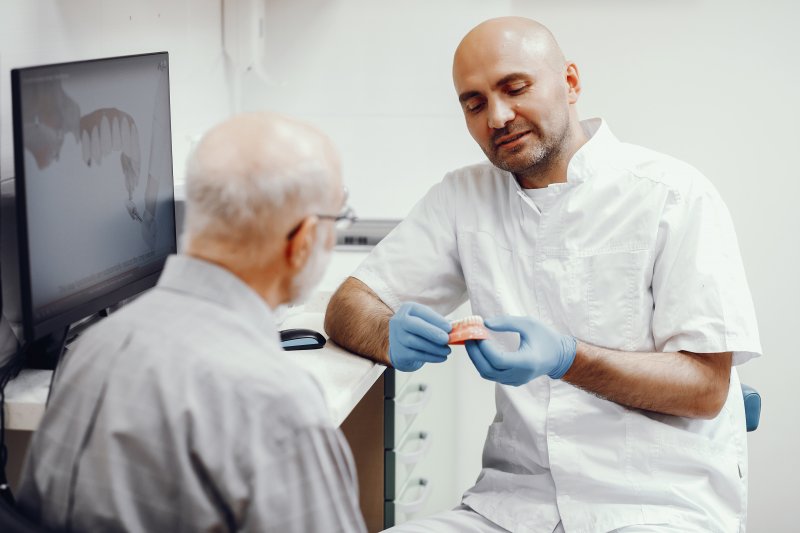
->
[[324, 277, 392, 365], [563, 342, 732, 419]]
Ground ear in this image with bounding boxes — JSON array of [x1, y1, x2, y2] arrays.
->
[[285, 215, 319, 271], [565, 62, 581, 104]]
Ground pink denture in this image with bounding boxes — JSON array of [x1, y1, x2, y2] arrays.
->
[[448, 315, 490, 345]]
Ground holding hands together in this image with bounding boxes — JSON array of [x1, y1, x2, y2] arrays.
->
[[389, 302, 452, 372], [465, 315, 577, 386], [388, 303, 576, 384]]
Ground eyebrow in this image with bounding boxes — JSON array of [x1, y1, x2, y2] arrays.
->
[[495, 72, 531, 87], [458, 72, 532, 103]]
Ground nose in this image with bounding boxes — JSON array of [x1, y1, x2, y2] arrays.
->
[[487, 97, 515, 129]]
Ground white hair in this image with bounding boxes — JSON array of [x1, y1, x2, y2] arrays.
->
[[183, 154, 332, 261]]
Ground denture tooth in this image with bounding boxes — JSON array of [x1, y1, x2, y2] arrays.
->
[[100, 115, 112, 156], [111, 115, 121, 150], [452, 315, 484, 327]]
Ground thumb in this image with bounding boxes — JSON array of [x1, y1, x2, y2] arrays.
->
[[484, 315, 528, 333]]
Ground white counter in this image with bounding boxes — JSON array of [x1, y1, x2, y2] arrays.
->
[[2, 368, 52, 431], [280, 312, 385, 427], [3, 311, 384, 431]]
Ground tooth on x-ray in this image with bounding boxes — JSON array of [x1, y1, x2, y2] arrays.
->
[[90, 125, 101, 167], [128, 122, 140, 177], [111, 115, 121, 151], [81, 129, 91, 166], [120, 116, 131, 153], [100, 115, 112, 156]]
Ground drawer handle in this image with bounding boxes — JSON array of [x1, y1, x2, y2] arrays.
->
[[395, 383, 430, 416], [394, 477, 431, 515], [396, 431, 432, 465]]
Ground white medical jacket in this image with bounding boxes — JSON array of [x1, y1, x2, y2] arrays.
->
[[353, 119, 761, 533]]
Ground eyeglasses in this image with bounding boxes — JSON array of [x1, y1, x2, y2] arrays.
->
[[286, 191, 358, 240]]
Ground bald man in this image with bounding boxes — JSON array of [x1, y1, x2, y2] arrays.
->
[[326, 17, 760, 533], [17, 113, 367, 532]]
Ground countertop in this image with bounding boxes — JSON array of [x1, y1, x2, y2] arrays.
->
[[3, 311, 385, 431]]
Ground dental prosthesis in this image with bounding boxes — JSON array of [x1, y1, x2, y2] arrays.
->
[[448, 315, 490, 345]]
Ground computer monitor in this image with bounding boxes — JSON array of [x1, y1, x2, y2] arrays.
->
[[7, 52, 176, 368]]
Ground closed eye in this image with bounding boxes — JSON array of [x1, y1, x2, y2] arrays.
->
[[506, 83, 529, 96], [464, 99, 485, 114]]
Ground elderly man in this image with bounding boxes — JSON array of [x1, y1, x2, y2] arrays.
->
[[17, 112, 366, 532], [325, 17, 760, 533]]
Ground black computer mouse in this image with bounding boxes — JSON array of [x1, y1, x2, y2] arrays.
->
[[279, 328, 327, 351]]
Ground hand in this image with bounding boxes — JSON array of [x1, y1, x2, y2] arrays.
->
[[464, 315, 577, 386], [389, 302, 452, 372]]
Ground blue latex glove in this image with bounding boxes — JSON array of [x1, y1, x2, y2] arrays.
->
[[464, 315, 577, 386], [389, 302, 452, 372]]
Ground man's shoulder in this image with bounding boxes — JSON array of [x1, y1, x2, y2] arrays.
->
[[189, 350, 331, 432], [72, 294, 330, 431], [436, 160, 511, 199], [613, 141, 715, 200], [444, 160, 505, 181]]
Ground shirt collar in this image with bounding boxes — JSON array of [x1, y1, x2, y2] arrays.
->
[[566, 118, 619, 184], [155, 254, 280, 345], [505, 118, 619, 197]]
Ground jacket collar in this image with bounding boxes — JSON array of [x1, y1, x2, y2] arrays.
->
[[155, 254, 280, 345]]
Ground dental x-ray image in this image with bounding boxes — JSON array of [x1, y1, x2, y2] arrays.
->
[[15, 53, 176, 322]]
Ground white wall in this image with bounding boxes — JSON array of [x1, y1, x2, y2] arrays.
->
[[0, 0, 231, 185], [251, 0, 798, 530], [0, 0, 796, 529]]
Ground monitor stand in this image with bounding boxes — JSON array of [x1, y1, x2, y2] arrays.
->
[[23, 326, 70, 370]]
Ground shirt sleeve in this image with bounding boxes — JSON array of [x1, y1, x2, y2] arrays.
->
[[651, 176, 761, 365], [353, 175, 468, 315]]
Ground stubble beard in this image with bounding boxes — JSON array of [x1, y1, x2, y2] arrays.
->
[[486, 118, 572, 183], [289, 237, 332, 306]]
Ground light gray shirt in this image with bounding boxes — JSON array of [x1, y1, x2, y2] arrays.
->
[[18, 255, 366, 533]]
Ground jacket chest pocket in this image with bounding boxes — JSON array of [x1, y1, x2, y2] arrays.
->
[[537, 249, 653, 350], [459, 231, 538, 352]]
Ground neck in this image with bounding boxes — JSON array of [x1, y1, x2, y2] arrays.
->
[[185, 244, 286, 309], [516, 118, 588, 189]]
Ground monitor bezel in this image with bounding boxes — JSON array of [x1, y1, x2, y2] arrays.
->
[[10, 51, 176, 342]]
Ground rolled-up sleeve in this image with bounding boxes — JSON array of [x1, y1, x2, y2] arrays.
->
[[651, 176, 761, 365], [353, 175, 467, 316]]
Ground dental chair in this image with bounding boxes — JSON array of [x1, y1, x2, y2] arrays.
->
[[742, 383, 762, 432]]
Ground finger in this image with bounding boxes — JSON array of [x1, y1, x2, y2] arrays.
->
[[465, 340, 502, 380], [401, 334, 451, 357], [484, 315, 535, 344], [483, 315, 527, 333], [407, 303, 452, 333], [474, 339, 513, 370], [404, 314, 450, 345], [402, 347, 448, 364]]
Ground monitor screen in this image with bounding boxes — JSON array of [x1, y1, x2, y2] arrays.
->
[[11, 52, 176, 340]]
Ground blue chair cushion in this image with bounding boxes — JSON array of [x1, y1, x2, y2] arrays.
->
[[741, 384, 761, 432]]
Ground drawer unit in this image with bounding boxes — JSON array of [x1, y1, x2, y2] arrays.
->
[[384, 369, 436, 528]]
